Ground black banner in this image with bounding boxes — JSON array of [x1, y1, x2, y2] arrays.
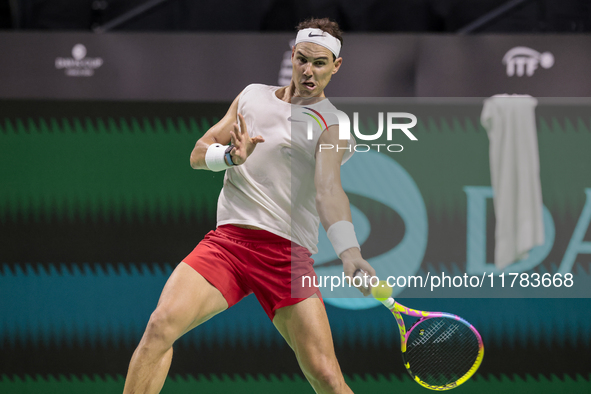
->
[[1, 33, 590, 100]]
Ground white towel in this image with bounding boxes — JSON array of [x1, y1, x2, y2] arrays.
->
[[481, 94, 545, 270]]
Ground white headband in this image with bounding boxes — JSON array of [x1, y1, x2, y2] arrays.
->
[[295, 28, 341, 58]]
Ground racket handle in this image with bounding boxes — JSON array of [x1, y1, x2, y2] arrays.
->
[[353, 269, 395, 309], [381, 297, 395, 309], [352, 268, 370, 291]]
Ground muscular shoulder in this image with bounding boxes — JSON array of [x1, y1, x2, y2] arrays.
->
[[240, 84, 279, 99], [238, 84, 282, 115]]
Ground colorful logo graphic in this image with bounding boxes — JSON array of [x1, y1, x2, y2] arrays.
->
[[303, 106, 328, 139]]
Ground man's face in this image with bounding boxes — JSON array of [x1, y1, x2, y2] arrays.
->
[[291, 42, 342, 98]]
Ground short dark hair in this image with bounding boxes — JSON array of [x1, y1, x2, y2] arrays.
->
[[296, 18, 343, 60]]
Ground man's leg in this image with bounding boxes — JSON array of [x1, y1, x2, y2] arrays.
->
[[123, 262, 228, 394], [273, 297, 353, 394]]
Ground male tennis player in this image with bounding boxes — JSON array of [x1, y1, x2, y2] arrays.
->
[[123, 18, 376, 394]]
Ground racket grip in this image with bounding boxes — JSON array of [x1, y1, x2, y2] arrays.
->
[[353, 269, 370, 292]]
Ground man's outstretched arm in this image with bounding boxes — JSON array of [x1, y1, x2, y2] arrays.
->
[[190, 92, 264, 170], [314, 125, 376, 294]]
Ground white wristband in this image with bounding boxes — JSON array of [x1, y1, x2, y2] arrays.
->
[[205, 143, 231, 172], [327, 220, 360, 257]]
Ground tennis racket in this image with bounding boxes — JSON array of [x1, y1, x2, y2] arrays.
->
[[354, 270, 484, 391]]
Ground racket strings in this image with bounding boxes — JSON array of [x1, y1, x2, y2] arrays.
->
[[408, 328, 476, 372], [409, 318, 445, 347], [404, 317, 480, 386], [408, 337, 476, 380], [407, 336, 476, 384], [433, 323, 460, 343], [407, 332, 477, 383]]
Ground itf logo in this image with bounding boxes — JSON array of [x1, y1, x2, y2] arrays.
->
[[502, 46, 554, 77], [302, 107, 417, 153]]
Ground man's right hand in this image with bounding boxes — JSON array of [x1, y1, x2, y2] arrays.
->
[[229, 114, 264, 165], [341, 248, 376, 297]]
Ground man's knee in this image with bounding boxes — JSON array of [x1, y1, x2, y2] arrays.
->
[[307, 359, 345, 391], [143, 308, 183, 347]]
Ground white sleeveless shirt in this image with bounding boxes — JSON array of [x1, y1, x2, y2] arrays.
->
[[216, 84, 354, 253]]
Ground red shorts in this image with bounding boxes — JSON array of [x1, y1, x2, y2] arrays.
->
[[182, 224, 323, 320]]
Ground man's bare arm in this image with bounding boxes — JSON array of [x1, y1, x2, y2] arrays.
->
[[315, 125, 375, 294], [190, 92, 264, 170]]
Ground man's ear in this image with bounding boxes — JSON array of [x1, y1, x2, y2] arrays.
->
[[332, 57, 343, 74]]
